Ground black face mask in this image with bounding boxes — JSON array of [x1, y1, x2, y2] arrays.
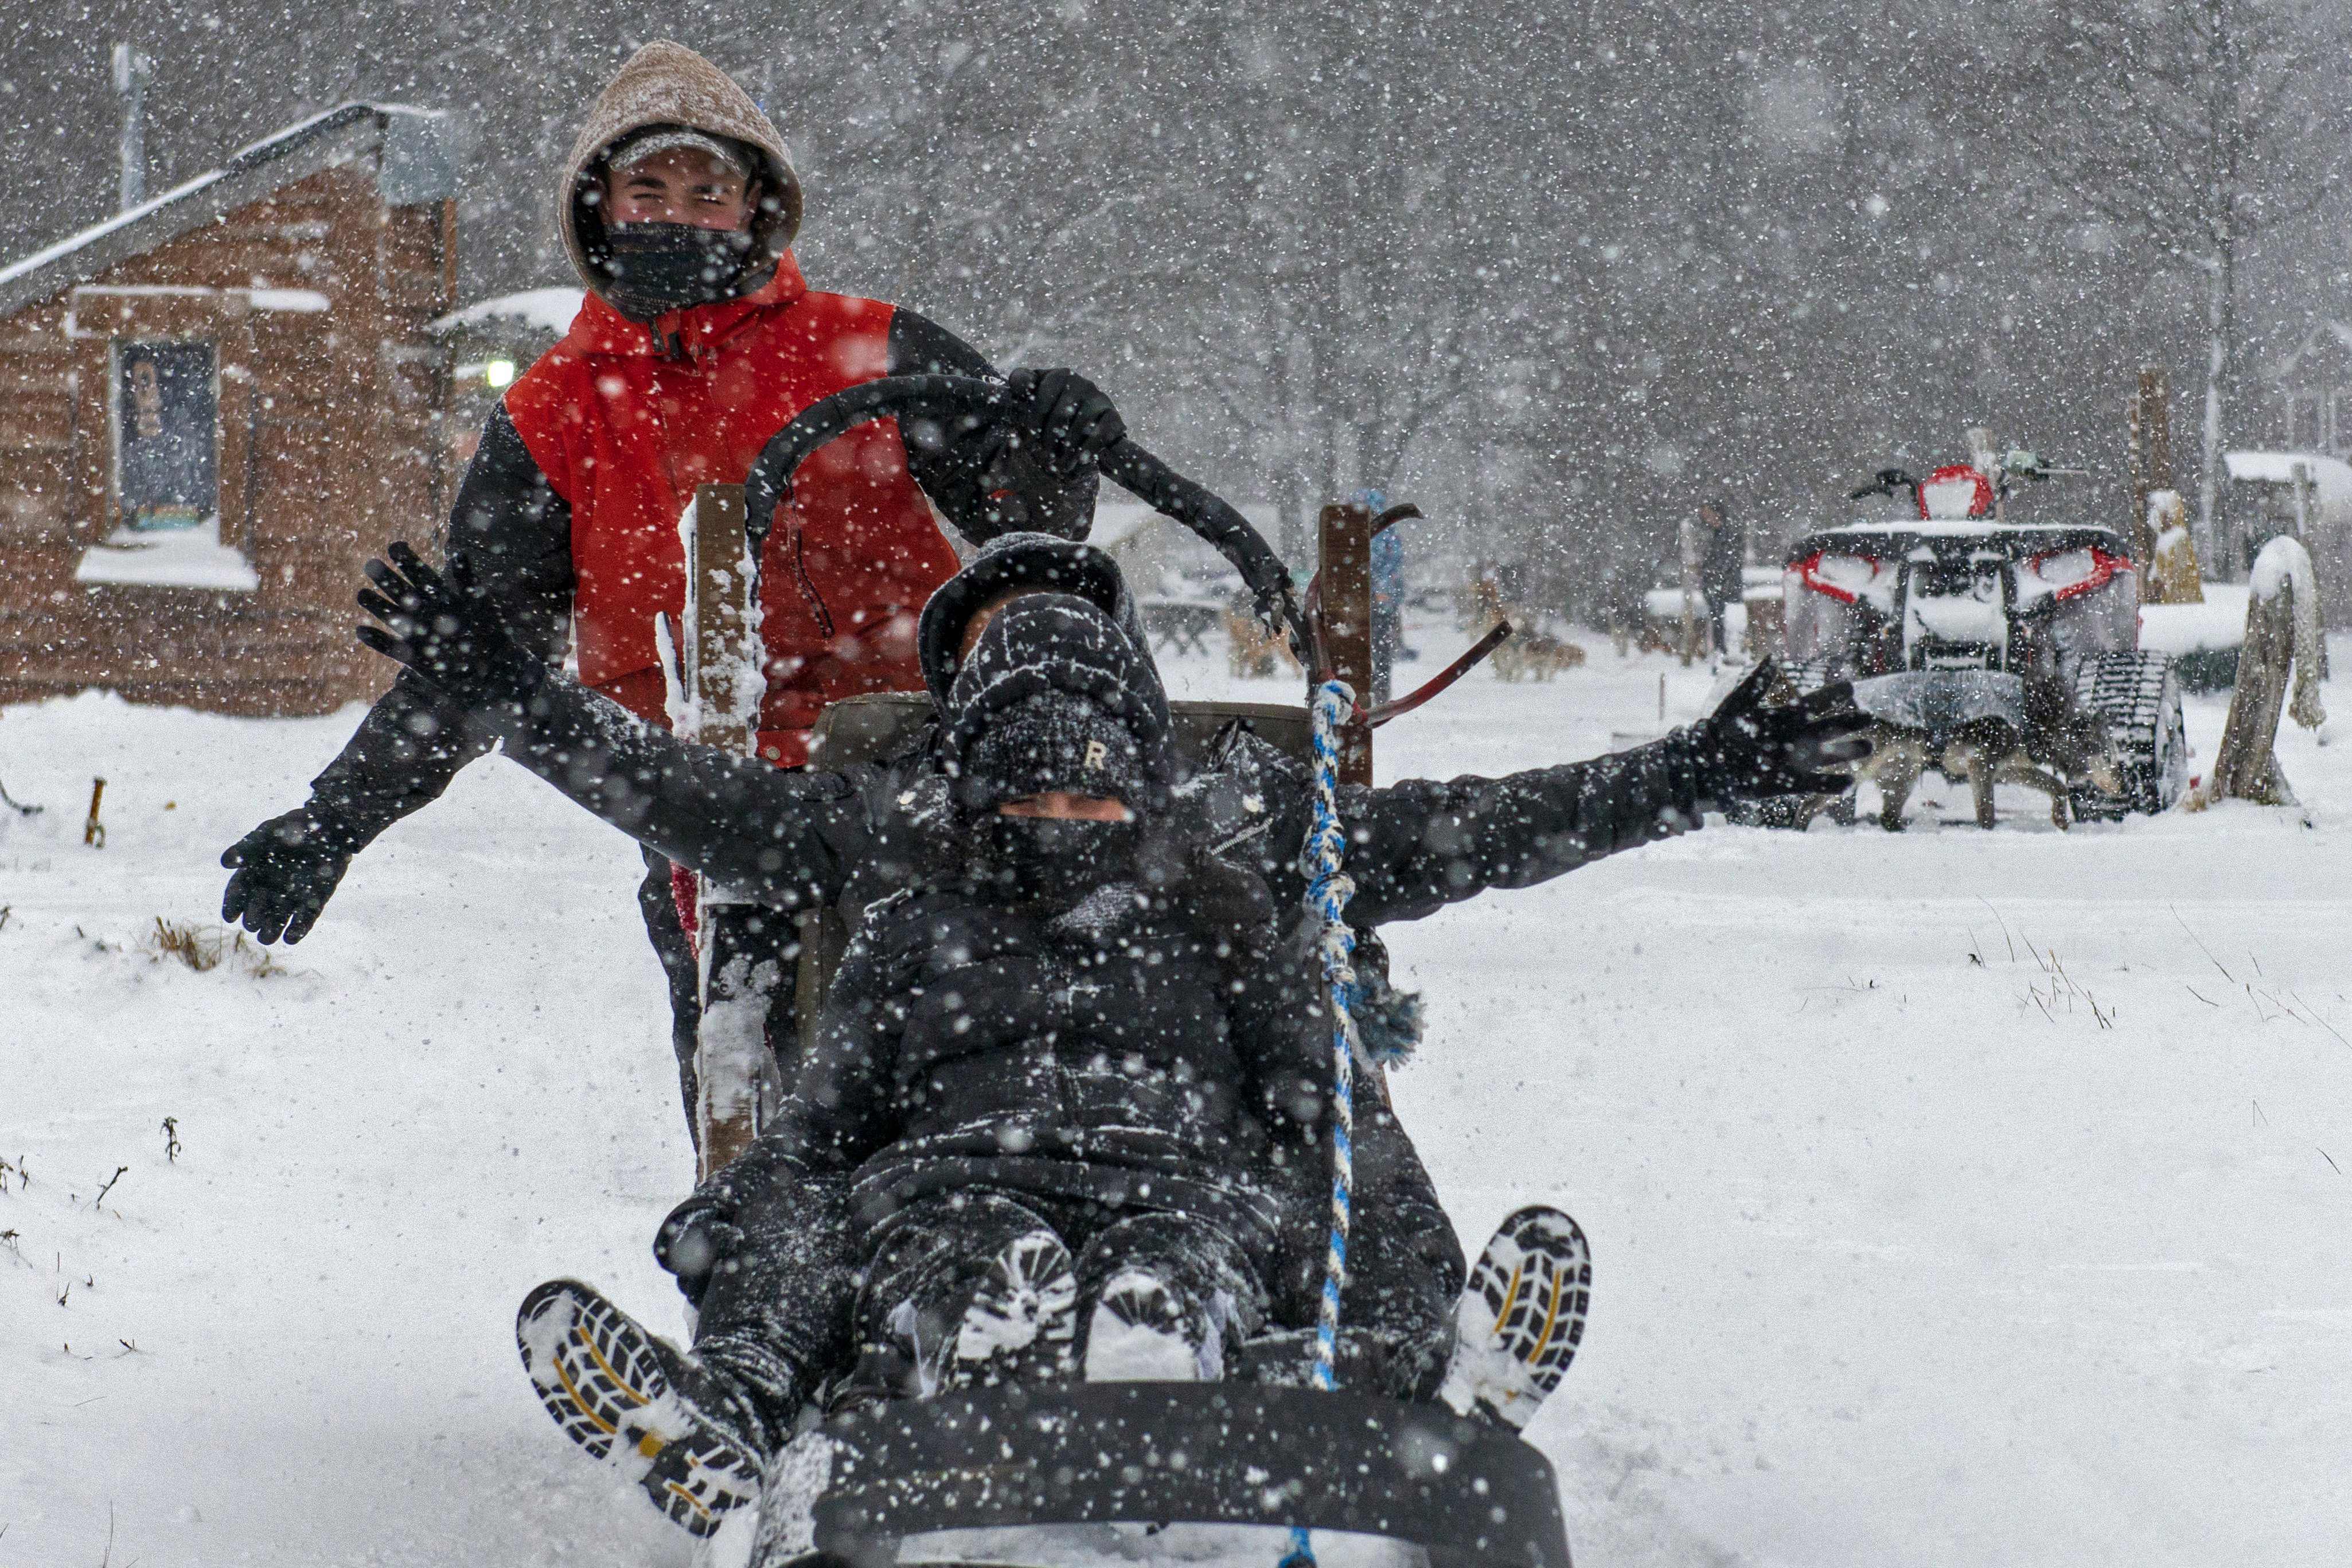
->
[[972, 816, 1141, 910], [593, 223, 756, 321]]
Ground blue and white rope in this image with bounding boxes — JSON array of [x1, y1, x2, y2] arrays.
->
[[1281, 678, 1363, 1568]]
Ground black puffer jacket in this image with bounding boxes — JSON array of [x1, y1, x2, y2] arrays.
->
[[773, 861, 1329, 1269], [287, 309, 1082, 857]]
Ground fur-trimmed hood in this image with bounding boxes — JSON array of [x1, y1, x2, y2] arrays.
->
[[555, 41, 803, 302]]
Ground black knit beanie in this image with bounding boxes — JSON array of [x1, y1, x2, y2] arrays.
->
[[943, 594, 1172, 816]]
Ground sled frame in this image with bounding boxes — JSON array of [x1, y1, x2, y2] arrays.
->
[[761, 1382, 1571, 1568]]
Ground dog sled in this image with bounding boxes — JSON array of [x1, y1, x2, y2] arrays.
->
[[696, 377, 1575, 1568]]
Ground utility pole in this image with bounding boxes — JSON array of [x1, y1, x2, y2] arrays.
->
[[112, 44, 153, 211]]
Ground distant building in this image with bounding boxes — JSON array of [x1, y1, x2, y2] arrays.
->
[[0, 104, 461, 716], [428, 286, 583, 470], [2268, 321, 2352, 461]]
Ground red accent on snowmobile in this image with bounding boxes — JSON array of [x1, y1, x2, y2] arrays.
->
[[1788, 549, 1886, 604], [1918, 463, 1994, 518], [2030, 544, 2135, 603]]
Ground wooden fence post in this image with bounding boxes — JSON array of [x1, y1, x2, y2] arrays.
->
[[1317, 499, 1374, 786], [2126, 366, 2173, 577]]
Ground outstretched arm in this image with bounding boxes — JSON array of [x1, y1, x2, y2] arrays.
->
[[221, 405, 574, 943], [352, 544, 871, 908], [1335, 663, 1868, 926]]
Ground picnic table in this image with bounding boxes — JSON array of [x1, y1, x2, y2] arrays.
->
[[1141, 596, 1224, 656]]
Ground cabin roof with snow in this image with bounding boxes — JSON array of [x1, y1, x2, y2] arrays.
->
[[2225, 450, 2352, 528], [0, 103, 459, 321], [430, 287, 586, 339], [0, 101, 464, 717]]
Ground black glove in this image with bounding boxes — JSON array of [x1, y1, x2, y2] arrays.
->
[[354, 543, 544, 713], [654, 1191, 746, 1308], [1002, 366, 1125, 479], [219, 806, 365, 945], [1684, 658, 1872, 802]]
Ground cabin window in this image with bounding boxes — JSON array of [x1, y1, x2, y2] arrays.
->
[[75, 337, 256, 590], [113, 339, 218, 532]]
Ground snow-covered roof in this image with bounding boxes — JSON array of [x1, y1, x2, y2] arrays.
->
[[431, 286, 586, 338], [2223, 450, 2352, 528], [0, 103, 461, 321]]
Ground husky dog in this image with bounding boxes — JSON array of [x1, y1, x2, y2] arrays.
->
[[1490, 619, 1588, 682], [1224, 599, 1300, 680], [1806, 674, 2120, 830]]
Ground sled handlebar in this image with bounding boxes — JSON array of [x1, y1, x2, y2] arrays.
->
[[743, 375, 1309, 657]]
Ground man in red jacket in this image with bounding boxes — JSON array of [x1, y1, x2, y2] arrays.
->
[[221, 40, 1124, 1131]]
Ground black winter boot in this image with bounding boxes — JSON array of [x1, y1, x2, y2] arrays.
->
[[1437, 1207, 1591, 1430], [1075, 1211, 1261, 1383], [931, 1227, 1080, 1393], [516, 1279, 790, 1536]]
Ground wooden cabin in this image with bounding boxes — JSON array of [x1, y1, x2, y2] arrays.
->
[[0, 104, 461, 716]]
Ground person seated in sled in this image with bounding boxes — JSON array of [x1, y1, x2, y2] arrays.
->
[[352, 535, 1869, 1535]]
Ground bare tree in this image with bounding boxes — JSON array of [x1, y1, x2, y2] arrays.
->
[[2008, 0, 2352, 567]]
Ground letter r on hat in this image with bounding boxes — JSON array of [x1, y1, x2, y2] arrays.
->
[[1083, 739, 1109, 772]]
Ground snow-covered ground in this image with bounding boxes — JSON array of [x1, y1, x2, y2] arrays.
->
[[4, 629, 2347, 1567]]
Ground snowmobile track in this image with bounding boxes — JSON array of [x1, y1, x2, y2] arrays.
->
[[2072, 650, 2188, 818]]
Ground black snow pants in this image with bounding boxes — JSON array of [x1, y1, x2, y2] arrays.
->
[[674, 1103, 1461, 1412], [852, 1188, 1267, 1395]]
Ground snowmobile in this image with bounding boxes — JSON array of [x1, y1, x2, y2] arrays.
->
[[1770, 446, 2189, 823], [662, 376, 1583, 1568]]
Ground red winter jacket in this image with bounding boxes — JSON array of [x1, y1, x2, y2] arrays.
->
[[504, 253, 955, 763]]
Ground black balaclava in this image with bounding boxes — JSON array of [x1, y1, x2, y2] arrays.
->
[[944, 595, 1172, 909], [593, 223, 757, 322], [578, 126, 768, 322]]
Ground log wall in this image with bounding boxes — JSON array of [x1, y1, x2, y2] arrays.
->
[[0, 165, 454, 715]]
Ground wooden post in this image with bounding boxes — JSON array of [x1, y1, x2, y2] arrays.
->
[[1317, 499, 1374, 786], [2199, 537, 2327, 807], [684, 482, 774, 1180], [1675, 513, 1702, 667], [2203, 575, 2300, 805], [2127, 368, 2174, 577], [688, 483, 756, 758]]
